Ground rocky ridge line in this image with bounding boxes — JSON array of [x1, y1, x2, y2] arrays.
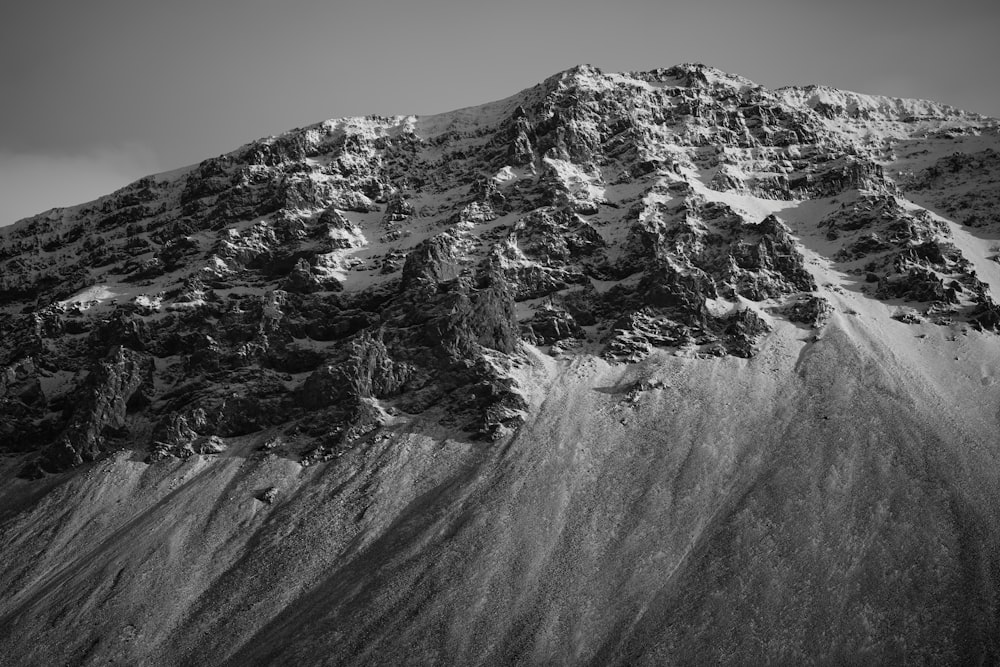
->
[[1, 63, 997, 474]]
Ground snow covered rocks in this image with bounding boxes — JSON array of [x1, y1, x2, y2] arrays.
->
[[4, 64, 1000, 667], [1, 63, 998, 472]]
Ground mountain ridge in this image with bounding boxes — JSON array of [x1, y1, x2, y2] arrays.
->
[[5, 61, 992, 230], [2, 63, 1000, 665]]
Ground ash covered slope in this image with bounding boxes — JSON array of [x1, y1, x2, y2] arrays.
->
[[2, 64, 1000, 665]]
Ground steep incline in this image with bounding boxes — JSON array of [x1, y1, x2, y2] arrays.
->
[[2, 64, 1000, 665]]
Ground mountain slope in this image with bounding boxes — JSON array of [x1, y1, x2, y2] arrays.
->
[[1, 64, 1000, 665]]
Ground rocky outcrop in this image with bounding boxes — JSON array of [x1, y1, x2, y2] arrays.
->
[[902, 148, 1000, 231], [787, 295, 833, 328], [32, 346, 153, 474], [1, 63, 997, 474], [521, 305, 585, 344]]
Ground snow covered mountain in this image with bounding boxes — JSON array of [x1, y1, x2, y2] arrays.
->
[[2, 63, 1000, 664]]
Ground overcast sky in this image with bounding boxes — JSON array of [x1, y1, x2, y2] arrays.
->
[[2, 0, 998, 226]]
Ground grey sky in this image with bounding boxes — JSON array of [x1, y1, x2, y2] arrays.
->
[[2, 0, 998, 226]]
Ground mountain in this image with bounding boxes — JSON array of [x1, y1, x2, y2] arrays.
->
[[2, 63, 1000, 665]]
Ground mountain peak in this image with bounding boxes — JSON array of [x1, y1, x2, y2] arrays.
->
[[636, 62, 760, 89], [2, 64, 1000, 664], [556, 63, 605, 79]]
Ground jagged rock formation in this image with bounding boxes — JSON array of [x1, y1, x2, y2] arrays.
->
[[6, 63, 994, 474], [2, 64, 1000, 666]]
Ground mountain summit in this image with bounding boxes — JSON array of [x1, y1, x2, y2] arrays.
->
[[2, 65, 1000, 665]]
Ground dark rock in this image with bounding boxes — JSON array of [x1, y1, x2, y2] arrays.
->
[[521, 305, 584, 344], [787, 295, 833, 328], [839, 234, 893, 260], [383, 191, 415, 223], [282, 258, 322, 294], [499, 106, 536, 167], [639, 267, 715, 317], [512, 209, 606, 264], [194, 435, 227, 454], [464, 375, 528, 440], [969, 296, 1000, 331], [876, 268, 957, 304], [39, 346, 154, 472], [469, 177, 510, 214], [336, 190, 379, 213], [150, 377, 289, 459], [720, 308, 770, 358], [605, 309, 697, 361], [266, 344, 326, 374], [559, 287, 599, 326], [892, 311, 923, 325], [300, 364, 350, 410], [347, 328, 414, 398], [92, 311, 149, 352], [400, 231, 469, 290]]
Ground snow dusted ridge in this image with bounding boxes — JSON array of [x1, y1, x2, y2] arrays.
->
[[6, 63, 1000, 667], [1, 62, 999, 471]]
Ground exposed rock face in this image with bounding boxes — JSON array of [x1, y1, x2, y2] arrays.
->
[[13, 345, 153, 475], [787, 294, 833, 327], [2, 63, 997, 473], [521, 304, 584, 344], [2, 63, 1000, 667]]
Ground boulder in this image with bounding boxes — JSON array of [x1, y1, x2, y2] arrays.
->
[[787, 295, 833, 328]]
